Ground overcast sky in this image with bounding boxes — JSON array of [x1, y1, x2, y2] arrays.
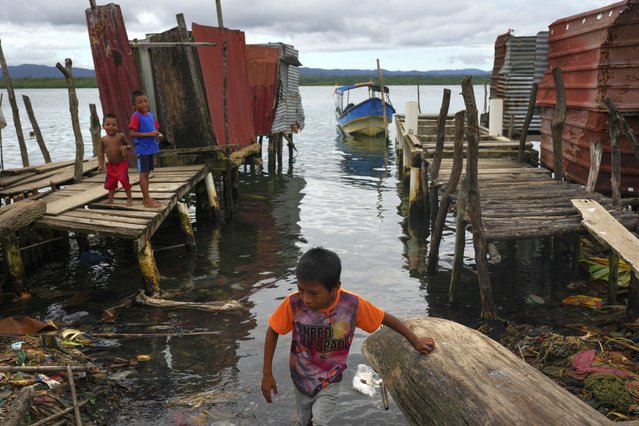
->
[[0, 0, 617, 71]]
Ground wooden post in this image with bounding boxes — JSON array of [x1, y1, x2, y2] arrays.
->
[[449, 178, 467, 304], [222, 39, 233, 217], [0, 38, 29, 166], [215, 0, 224, 27], [376, 59, 388, 140], [483, 84, 488, 114], [518, 82, 538, 162], [603, 98, 639, 163], [268, 135, 276, 172], [176, 202, 196, 252], [22, 95, 51, 163], [609, 112, 622, 208], [570, 234, 581, 280], [1, 232, 29, 297], [277, 132, 283, 170], [408, 150, 423, 224], [204, 172, 222, 225], [607, 251, 619, 305], [431, 89, 451, 180], [551, 67, 565, 181], [461, 76, 496, 319], [629, 272, 639, 317], [89, 104, 101, 157], [138, 239, 160, 295], [507, 114, 514, 140], [585, 140, 603, 192], [56, 58, 85, 184], [428, 111, 465, 273]]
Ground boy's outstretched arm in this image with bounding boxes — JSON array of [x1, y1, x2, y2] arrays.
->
[[382, 312, 435, 354], [261, 326, 279, 403]]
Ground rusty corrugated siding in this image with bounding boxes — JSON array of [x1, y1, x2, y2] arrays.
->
[[192, 24, 256, 149], [537, 0, 639, 195], [270, 44, 305, 134], [246, 45, 280, 136], [490, 32, 512, 99], [146, 28, 215, 148], [85, 3, 141, 166]]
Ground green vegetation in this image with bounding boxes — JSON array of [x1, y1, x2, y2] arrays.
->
[[300, 74, 491, 86], [0, 77, 98, 89]]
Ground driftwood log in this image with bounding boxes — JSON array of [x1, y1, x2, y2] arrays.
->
[[2, 385, 34, 426], [135, 290, 243, 312], [0, 200, 46, 237], [362, 317, 613, 426]]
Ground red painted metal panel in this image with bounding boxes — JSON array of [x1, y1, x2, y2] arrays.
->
[[537, 0, 639, 195], [192, 24, 256, 149], [246, 45, 280, 135], [86, 4, 141, 165]]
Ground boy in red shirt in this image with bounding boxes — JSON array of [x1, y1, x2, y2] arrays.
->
[[262, 247, 435, 425], [98, 114, 133, 206]]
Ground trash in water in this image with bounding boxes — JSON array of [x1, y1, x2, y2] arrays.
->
[[10, 341, 26, 350], [36, 373, 61, 389], [352, 364, 380, 397], [562, 295, 604, 308], [526, 294, 545, 305], [62, 311, 90, 324]]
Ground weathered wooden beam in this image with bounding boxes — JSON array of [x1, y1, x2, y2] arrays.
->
[[518, 82, 538, 162], [138, 239, 160, 295], [428, 111, 465, 272], [56, 58, 85, 184], [89, 104, 101, 157], [362, 317, 615, 426], [461, 76, 496, 319], [22, 95, 51, 163], [551, 67, 566, 181], [603, 98, 639, 163], [176, 202, 196, 252], [130, 40, 215, 48], [1, 232, 29, 297], [585, 140, 602, 192]]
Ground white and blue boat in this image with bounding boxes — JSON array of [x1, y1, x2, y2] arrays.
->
[[334, 82, 395, 137]]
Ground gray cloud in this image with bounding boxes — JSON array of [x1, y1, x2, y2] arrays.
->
[[0, 0, 618, 69]]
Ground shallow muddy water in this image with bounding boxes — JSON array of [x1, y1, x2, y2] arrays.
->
[[0, 86, 579, 425]]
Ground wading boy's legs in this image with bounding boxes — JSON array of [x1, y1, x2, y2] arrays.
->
[[294, 382, 340, 426]]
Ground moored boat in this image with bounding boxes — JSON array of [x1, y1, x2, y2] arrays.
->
[[334, 82, 395, 137]]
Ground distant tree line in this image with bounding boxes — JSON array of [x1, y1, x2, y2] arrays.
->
[[0, 77, 98, 89], [0, 74, 491, 89]]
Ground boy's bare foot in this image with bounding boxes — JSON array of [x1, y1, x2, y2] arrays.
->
[[143, 199, 162, 208], [126, 199, 133, 206], [101, 199, 114, 205]]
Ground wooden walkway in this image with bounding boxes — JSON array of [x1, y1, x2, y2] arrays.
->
[[36, 164, 209, 250]]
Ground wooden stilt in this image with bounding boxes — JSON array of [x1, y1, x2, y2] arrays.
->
[[607, 251, 619, 305], [408, 151, 423, 223], [194, 179, 213, 225], [176, 202, 196, 252], [585, 140, 602, 192], [22, 95, 51, 163], [507, 114, 514, 139], [629, 272, 639, 317], [138, 239, 160, 295], [551, 67, 566, 181], [461, 76, 496, 319], [1, 232, 29, 297], [431, 89, 451, 180], [89, 104, 101, 157], [56, 58, 85, 184], [570, 234, 581, 280], [0, 38, 29, 167], [75, 233, 90, 254], [277, 133, 283, 171], [518, 82, 538, 162], [421, 156, 430, 223], [428, 111, 465, 273], [449, 179, 467, 304], [609, 109, 622, 208], [204, 172, 222, 225], [268, 135, 275, 172]]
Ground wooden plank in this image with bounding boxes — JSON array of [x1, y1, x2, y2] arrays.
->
[[62, 209, 152, 225], [572, 199, 639, 275], [36, 217, 143, 239], [0, 172, 37, 187], [45, 171, 140, 215]]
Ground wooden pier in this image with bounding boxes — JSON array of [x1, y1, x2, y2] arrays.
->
[[396, 79, 639, 319], [0, 162, 214, 296]]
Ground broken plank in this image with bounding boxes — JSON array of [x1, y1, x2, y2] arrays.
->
[[571, 199, 639, 275]]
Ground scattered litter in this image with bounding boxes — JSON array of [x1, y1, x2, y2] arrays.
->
[[352, 364, 380, 397], [36, 373, 61, 389], [561, 295, 604, 308], [526, 294, 545, 305], [10, 341, 26, 350]]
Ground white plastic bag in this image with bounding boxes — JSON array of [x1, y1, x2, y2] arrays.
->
[[352, 364, 381, 397]]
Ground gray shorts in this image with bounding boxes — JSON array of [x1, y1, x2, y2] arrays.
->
[[294, 382, 341, 426]]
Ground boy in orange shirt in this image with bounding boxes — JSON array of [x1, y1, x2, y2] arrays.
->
[[261, 247, 435, 425]]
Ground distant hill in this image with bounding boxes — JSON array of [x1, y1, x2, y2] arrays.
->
[[300, 67, 490, 77], [0, 64, 95, 79]]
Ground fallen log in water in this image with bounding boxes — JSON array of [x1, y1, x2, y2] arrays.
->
[[135, 291, 243, 312], [362, 317, 613, 426]]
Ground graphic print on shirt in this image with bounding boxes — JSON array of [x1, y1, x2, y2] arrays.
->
[[288, 291, 359, 396]]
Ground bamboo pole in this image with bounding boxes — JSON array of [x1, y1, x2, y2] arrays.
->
[[551, 67, 565, 181], [22, 95, 51, 163], [176, 202, 196, 252], [461, 76, 496, 319], [518, 82, 538, 162], [428, 111, 465, 273], [376, 59, 388, 140], [56, 58, 84, 184], [89, 104, 101, 157], [0, 38, 29, 166]]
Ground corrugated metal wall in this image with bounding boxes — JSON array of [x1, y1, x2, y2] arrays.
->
[[246, 45, 280, 136], [271, 44, 305, 134], [495, 32, 548, 133]]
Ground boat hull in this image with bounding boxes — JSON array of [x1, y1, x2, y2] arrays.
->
[[336, 98, 394, 137]]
